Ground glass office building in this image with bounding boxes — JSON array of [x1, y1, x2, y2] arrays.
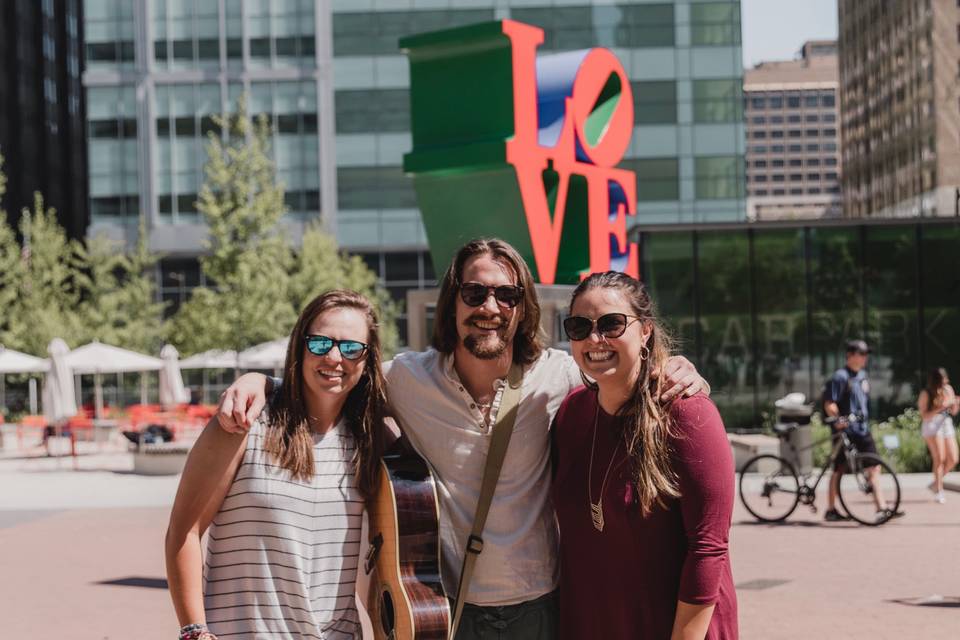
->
[[83, 0, 746, 339], [640, 219, 960, 429]]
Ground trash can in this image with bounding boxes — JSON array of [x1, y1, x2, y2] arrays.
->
[[775, 393, 814, 475]]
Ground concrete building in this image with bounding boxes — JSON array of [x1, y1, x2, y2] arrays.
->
[[743, 40, 841, 220], [82, 0, 746, 341], [1, 0, 88, 240], [839, 0, 960, 217]]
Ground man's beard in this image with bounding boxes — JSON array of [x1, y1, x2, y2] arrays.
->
[[462, 314, 511, 360], [463, 333, 509, 360]]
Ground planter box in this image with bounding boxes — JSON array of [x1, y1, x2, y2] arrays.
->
[[133, 443, 191, 475]]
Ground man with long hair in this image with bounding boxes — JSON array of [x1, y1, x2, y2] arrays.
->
[[217, 237, 708, 639]]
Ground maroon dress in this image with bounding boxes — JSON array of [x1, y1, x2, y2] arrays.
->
[[552, 388, 738, 639]]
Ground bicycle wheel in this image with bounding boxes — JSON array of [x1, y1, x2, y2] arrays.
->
[[738, 455, 800, 523], [837, 453, 901, 526]]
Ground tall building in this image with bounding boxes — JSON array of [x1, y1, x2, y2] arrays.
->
[[743, 40, 842, 220], [82, 0, 745, 341], [839, 0, 960, 217], [0, 0, 88, 240]]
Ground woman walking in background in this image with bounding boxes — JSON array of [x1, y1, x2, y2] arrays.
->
[[918, 367, 959, 504], [165, 290, 388, 639], [552, 272, 737, 640]]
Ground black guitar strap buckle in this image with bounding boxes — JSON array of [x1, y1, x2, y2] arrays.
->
[[466, 534, 484, 555]]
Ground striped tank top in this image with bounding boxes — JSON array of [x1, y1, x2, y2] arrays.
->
[[203, 417, 364, 639]]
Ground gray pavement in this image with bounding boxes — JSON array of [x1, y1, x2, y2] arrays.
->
[[1, 448, 958, 638]]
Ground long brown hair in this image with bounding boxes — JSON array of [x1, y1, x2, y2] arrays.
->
[[926, 367, 949, 407], [570, 271, 680, 516], [431, 237, 544, 366], [265, 290, 386, 499]]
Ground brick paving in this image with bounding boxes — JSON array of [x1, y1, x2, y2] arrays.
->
[[0, 450, 957, 638]]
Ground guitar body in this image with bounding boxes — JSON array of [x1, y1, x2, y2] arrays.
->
[[365, 444, 451, 640]]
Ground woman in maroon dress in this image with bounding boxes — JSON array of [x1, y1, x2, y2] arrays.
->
[[553, 271, 737, 639]]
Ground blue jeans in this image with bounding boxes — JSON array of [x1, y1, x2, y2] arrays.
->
[[453, 591, 558, 640]]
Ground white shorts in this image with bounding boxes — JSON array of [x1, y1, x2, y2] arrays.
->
[[922, 414, 956, 439]]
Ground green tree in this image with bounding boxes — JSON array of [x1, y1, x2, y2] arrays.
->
[[0, 153, 22, 332], [1, 194, 83, 355], [76, 218, 166, 352], [167, 97, 297, 355], [291, 224, 400, 356]]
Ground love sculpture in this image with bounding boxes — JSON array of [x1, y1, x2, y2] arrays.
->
[[401, 20, 639, 284]]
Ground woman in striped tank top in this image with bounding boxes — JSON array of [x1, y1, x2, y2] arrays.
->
[[166, 290, 389, 639]]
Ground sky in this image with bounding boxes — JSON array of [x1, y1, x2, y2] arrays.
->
[[740, 0, 839, 68]]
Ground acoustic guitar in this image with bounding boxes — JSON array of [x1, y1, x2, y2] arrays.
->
[[364, 442, 451, 640]]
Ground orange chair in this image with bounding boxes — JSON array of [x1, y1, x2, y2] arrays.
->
[[18, 415, 48, 449], [65, 415, 95, 456]]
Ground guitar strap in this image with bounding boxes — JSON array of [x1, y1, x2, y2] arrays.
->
[[449, 363, 523, 640]]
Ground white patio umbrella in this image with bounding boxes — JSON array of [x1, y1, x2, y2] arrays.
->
[[238, 337, 290, 374], [178, 349, 239, 370], [42, 338, 77, 424], [62, 340, 164, 418], [178, 349, 240, 405], [159, 344, 191, 409], [0, 346, 49, 414]]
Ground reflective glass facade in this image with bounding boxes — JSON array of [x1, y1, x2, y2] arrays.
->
[[640, 220, 960, 429]]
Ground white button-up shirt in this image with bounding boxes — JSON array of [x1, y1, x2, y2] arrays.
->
[[384, 347, 582, 606]]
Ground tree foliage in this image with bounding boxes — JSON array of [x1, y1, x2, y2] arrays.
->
[[169, 96, 399, 357]]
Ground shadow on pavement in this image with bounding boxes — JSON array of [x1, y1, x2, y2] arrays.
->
[[96, 576, 168, 590]]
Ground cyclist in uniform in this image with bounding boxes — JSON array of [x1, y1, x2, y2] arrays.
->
[[822, 339, 900, 523]]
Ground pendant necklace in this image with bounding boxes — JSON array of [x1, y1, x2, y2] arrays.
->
[[587, 398, 622, 532]]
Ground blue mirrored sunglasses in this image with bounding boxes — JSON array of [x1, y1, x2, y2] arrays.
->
[[305, 335, 368, 360]]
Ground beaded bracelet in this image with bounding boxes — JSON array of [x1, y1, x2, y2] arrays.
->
[[179, 623, 217, 640]]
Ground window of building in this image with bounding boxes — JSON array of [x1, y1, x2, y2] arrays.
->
[[789, 158, 802, 167], [806, 143, 820, 152], [754, 189, 768, 196], [804, 94, 819, 107], [770, 145, 785, 153], [788, 144, 802, 152], [804, 114, 819, 123], [807, 173, 821, 181], [771, 115, 784, 124], [825, 172, 839, 180], [825, 157, 838, 166], [823, 128, 837, 137], [622, 158, 681, 201], [633, 81, 678, 124], [750, 96, 766, 109], [338, 166, 417, 209], [752, 130, 767, 139], [788, 114, 802, 123], [823, 113, 836, 123], [753, 160, 768, 168], [751, 145, 768, 153], [753, 175, 768, 183], [788, 129, 802, 138], [789, 173, 802, 181], [823, 143, 838, 151], [772, 159, 785, 167], [694, 79, 742, 122], [690, 2, 741, 46], [789, 188, 803, 195], [805, 129, 819, 137], [751, 116, 766, 125], [88, 85, 139, 223], [772, 188, 785, 195], [337, 9, 489, 57], [787, 93, 801, 108], [769, 94, 784, 109], [694, 155, 744, 199], [807, 187, 822, 194], [608, 4, 677, 48], [821, 93, 836, 107], [772, 174, 785, 182], [335, 88, 410, 133], [807, 158, 821, 166], [84, 0, 135, 69]]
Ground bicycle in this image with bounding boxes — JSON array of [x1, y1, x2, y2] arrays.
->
[[738, 416, 902, 526]]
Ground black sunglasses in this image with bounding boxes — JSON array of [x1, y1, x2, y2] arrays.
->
[[459, 282, 524, 308], [305, 335, 368, 360], [563, 313, 641, 341]]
